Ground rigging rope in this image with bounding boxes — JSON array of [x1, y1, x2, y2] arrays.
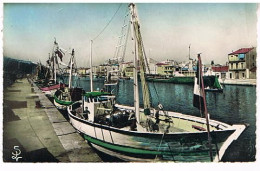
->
[[113, 5, 129, 61], [92, 4, 123, 41], [140, 30, 161, 108]]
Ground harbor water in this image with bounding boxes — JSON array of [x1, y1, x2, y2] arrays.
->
[[60, 76, 256, 162]]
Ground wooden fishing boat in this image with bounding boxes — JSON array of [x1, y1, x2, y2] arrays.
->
[[53, 49, 85, 110], [67, 3, 246, 162], [40, 83, 66, 92], [36, 39, 66, 96], [54, 87, 84, 110]]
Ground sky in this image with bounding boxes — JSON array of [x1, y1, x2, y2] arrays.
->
[[3, 3, 258, 67]]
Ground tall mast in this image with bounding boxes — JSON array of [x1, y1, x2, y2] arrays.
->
[[189, 44, 191, 60], [129, 3, 151, 118], [129, 3, 140, 123], [68, 49, 74, 89], [197, 54, 213, 161], [90, 40, 94, 92], [54, 55, 57, 83], [53, 38, 57, 84]]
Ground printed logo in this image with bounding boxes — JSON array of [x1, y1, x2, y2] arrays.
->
[[11, 146, 22, 162]]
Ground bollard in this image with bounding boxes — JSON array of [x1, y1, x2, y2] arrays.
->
[[35, 100, 42, 108]]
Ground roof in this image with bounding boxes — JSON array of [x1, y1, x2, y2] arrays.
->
[[122, 62, 133, 64], [229, 48, 254, 55], [156, 63, 168, 66], [212, 66, 229, 72]]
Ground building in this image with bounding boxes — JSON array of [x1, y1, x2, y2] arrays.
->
[[176, 59, 197, 77], [120, 61, 134, 77], [205, 65, 229, 79], [93, 64, 119, 77], [147, 58, 158, 75], [123, 66, 134, 78], [77, 67, 88, 76], [228, 47, 256, 79], [212, 66, 229, 79], [156, 63, 176, 76]]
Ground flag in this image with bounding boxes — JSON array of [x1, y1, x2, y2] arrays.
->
[[193, 54, 205, 112], [55, 49, 65, 61]]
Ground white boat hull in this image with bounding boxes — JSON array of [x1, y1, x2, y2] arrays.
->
[[67, 105, 246, 162]]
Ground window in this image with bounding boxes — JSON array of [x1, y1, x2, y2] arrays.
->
[[230, 73, 232, 79], [253, 55, 255, 60], [253, 63, 255, 67], [242, 73, 245, 78], [239, 54, 245, 60], [231, 63, 233, 69], [241, 63, 243, 69], [236, 63, 238, 69]]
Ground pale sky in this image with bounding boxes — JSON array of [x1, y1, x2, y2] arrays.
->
[[3, 3, 258, 67]]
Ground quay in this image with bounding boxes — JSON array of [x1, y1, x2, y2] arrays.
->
[[3, 78, 102, 162], [220, 79, 256, 86]]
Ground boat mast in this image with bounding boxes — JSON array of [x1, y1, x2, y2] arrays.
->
[[53, 38, 57, 84], [68, 49, 74, 89], [198, 54, 213, 161], [90, 40, 94, 92], [129, 3, 140, 123], [129, 3, 151, 118], [189, 44, 191, 60], [53, 53, 57, 84]]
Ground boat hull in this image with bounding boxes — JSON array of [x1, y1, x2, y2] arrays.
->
[[67, 106, 244, 162], [40, 83, 66, 91], [53, 87, 84, 110], [205, 89, 223, 93]]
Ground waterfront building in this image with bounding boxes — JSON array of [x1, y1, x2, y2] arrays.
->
[[77, 67, 89, 76], [94, 64, 119, 77], [228, 47, 256, 79], [120, 61, 134, 77], [147, 58, 158, 74], [176, 59, 197, 77], [123, 66, 134, 78], [156, 62, 176, 76], [205, 65, 229, 79]]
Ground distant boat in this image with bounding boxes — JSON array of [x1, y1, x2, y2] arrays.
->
[[104, 69, 119, 86], [146, 75, 220, 85], [36, 39, 65, 96], [66, 3, 246, 162], [205, 76, 223, 92], [53, 49, 84, 110]]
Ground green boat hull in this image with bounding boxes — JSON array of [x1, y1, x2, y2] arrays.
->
[[146, 76, 218, 86]]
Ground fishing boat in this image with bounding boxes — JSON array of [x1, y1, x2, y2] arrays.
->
[[205, 76, 223, 92], [53, 49, 84, 110], [38, 39, 66, 96], [104, 69, 119, 86], [67, 3, 246, 162]]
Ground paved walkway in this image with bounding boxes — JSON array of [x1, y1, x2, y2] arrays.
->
[[3, 78, 102, 162], [219, 79, 256, 86]]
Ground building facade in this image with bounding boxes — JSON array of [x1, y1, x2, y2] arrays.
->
[[156, 63, 176, 76], [228, 47, 256, 79]]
